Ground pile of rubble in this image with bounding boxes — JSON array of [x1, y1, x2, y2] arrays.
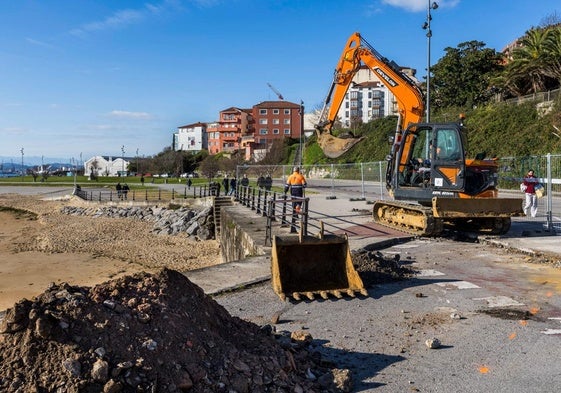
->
[[0, 269, 351, 393], [61, 205, 215, 240], [352, 248, 415, 287]]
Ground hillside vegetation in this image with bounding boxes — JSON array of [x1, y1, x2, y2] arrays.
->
[[305, 97, 561, 165]]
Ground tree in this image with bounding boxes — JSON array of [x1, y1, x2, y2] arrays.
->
[[199, 155, 220, 181], [501, 25, 561, 97], [430, 41, 504, 110]]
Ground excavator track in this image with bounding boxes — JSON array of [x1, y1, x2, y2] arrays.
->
[[373, 200, 515, 237], [372, 200, 444, 237]]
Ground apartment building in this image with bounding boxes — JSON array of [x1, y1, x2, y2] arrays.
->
[[206, 107, 253, 155], [337, 65, 418, 128], [205, 101, 303, 157], [173, 122, 208, 153]]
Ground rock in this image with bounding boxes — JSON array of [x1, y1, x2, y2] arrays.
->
[[425, 337, 441, 349], [91, 359, 109, 382], [62, 358, 81, 377]]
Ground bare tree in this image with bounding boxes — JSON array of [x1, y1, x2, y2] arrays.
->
[[199, 155, 220, 181]]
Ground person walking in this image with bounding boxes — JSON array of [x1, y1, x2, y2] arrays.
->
[[522, 169, 539, 218], [187, 178, 192, 190], [264, 174, 273, 191], [229, 177, 237, 196], [222, 176, 229, 196], [122, 183, 130, 200], [240, 174, 249, 188], [116, 182, 122, 200], [284, 166, 307, 233]]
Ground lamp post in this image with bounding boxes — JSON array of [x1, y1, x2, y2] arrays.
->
[[422, 1, 438, 122], [121, 145, 125, 177], [20, 148, 24, 182], [136, 148, 139, 175], [299, 100, 304, 166]]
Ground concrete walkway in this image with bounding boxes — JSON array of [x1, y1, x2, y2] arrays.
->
[[185, 193, 560, 296]]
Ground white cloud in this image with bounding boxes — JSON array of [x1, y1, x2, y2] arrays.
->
[[108, 110, 153, 120], [68, 1, 181, 37], [381, 0, 459, 12], [2, 127, 28, 135], [25, 38, 56, 49]]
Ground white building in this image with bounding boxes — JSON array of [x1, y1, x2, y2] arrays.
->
[[173, 122, 208, 153], [84, 156, 130, 177], [337, 65, 419, 128]]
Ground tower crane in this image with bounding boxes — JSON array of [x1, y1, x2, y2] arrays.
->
[[267, 82, 284, 100]]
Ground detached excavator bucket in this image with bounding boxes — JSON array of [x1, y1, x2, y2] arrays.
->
[[271, 233, 367, 301]]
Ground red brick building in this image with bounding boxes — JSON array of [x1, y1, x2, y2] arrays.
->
[[207, 100, 304, 157]]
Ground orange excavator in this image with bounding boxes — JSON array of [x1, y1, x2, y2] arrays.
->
[[316, 32, 523, 236]]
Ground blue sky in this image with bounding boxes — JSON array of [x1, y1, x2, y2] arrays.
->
[[1, 0, 559, 165]]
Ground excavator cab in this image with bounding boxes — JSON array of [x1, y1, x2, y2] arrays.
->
[[391, 123, 467, 202]]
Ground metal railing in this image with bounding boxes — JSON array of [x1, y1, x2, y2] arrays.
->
[[238, 155, 561, 232], [235, 185, 309, 244], [74, 184, 226, 202]]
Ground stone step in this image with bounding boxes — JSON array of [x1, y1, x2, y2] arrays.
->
[[213, 196, 234, 237]]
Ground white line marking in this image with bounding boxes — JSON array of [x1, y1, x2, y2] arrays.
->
[[436, 281, 480, 289], [541, 329, 561, 335], [473, 296, 525, 307], [417, 269, 446, 277]]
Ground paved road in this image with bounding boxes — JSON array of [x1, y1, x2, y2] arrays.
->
[[216, 237, 561, 393]]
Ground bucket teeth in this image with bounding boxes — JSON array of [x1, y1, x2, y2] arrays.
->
[[292, 292, 301, 301], [305, 292, 314, 300], [320, 291, 328, 300]]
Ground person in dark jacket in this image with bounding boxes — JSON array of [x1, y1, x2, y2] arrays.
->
[[229, 177, 237, 196], [222, 176, 229, 195]]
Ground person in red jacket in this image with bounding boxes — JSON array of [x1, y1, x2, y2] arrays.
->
[[284, 166, 307, 233], [522, 169, 539, 217]]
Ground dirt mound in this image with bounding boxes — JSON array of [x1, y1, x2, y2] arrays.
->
[[352, 249, 415, 287], [0, 269, 345, 392]]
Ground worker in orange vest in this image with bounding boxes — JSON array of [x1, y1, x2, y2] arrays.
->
[[284, 166, 307, 233]]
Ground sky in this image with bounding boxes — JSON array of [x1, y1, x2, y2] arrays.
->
[[1, 0, 559, 165]]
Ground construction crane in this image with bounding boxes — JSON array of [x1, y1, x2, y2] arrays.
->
[[267, 82, 284, 100]]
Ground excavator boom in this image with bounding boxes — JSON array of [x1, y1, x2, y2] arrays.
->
[[316, 32, 425, 158]]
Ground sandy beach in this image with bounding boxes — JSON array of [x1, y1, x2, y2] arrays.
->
[[0, 193, 221, 311]]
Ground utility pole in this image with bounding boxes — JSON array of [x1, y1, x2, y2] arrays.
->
[[121, 145, 125, 177], [20, 148, 24, 182], [422, 1, 438, 122]]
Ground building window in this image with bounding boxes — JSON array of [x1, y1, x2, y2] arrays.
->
[[283, 119, 290, 124], [273, 109, 279, 114], [284, 109, 290, 114], [273, 118, 280, 125], [259, 119, 268, 124], [260, 129, 268, 135], [273, 129, 280, 134], [284, 129, 290, 135], [259, 109, 267, 115]]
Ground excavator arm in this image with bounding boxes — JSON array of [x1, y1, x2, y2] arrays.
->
[[316, 32, 425, 158]]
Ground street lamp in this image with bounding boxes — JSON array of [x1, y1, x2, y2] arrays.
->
[[299, 100, 304, 166], [422, 1, 438, 122], [20, 148, 24, 182], [121, 145, 125, 177]]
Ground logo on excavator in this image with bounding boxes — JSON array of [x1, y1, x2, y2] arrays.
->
[[374, 67, 398, 87]]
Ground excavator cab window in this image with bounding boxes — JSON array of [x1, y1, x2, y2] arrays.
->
[[435, 129, 461, 161]]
